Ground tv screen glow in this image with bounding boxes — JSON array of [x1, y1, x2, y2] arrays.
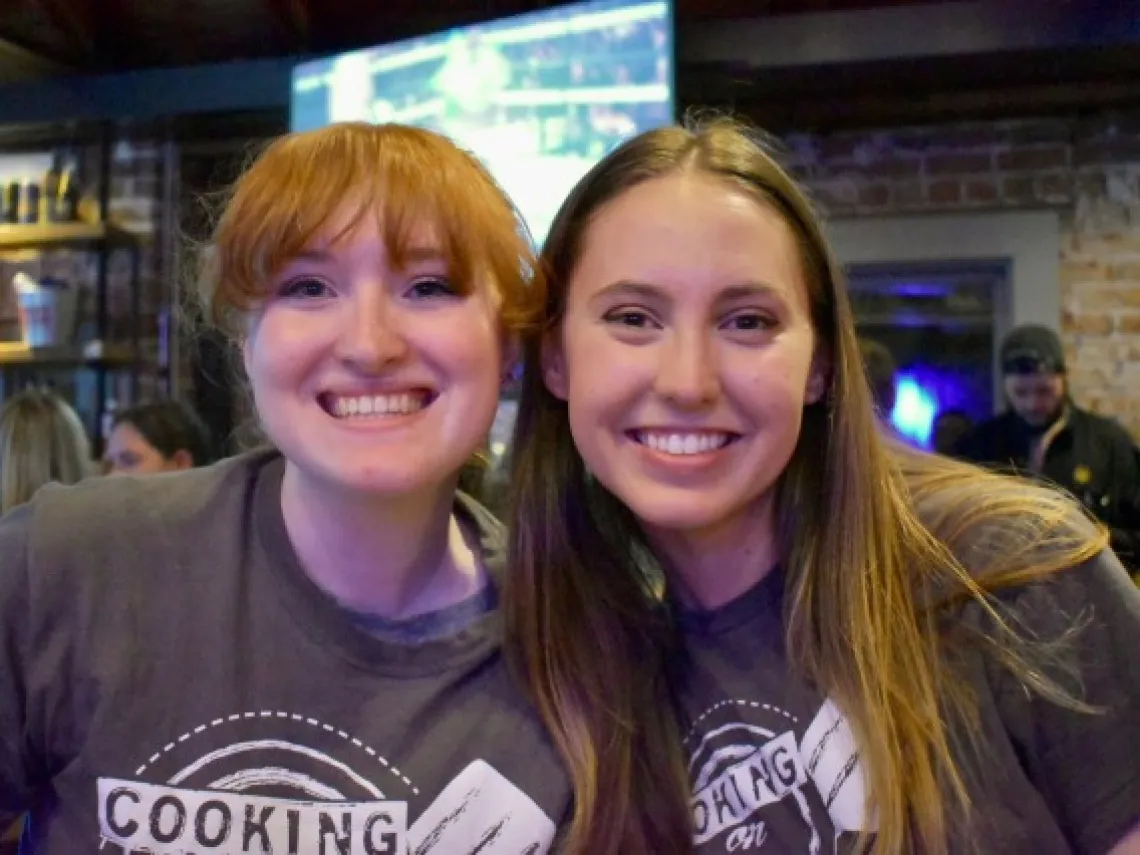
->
[[291, 0, 674, 246]]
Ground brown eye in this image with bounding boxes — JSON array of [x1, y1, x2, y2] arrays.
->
[[279, 277, 332, 299], [724, 312, 774, 331], [604, 308, 654, 328], [407, 277, 457, 299]]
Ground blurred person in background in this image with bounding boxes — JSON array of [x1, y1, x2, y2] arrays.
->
[[858, 337, 897, 420], [931, 408, 974, 457], [104, 399, 214, 475], [956, 324, 1140, 572], [0, 388, 91, 515]]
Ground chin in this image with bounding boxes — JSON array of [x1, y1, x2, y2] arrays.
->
[[619, 493, 740, 537], [304, 455, 460, 499]]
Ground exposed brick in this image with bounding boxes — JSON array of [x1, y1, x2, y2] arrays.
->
[[927, 179, 962, 206], [1072, 286, 1140, 310], [857, 183, 891, 208], [817, 136, 858, 162], [923, 125, 1009, 151], [1076, 171, 1109, 198], [965, 179, 999, 204], [807, 179, 858, 215], [1119, 314, 1140, 334], [1108, 261, 1140, 282], [926, 152, 994, 175], [1036, 172, 1075, 204], [1076, 111, 1140, 142], [1006, 119, 1072, 146], [1063, 309, 1114, 335], [864, 157, 922, 179], [1074, 138, 1140, 166], [1000, 175, 1037, 205], [892, 180, 925, 209], [997, 145, 1070, 172]]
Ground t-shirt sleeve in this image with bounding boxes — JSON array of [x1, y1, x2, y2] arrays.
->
[[0, 503, 38, 824], [985, 547, 1140, 855]]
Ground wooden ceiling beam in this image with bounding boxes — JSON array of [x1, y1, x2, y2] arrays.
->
[[263, 0, 312, 48], [26, 0, 98, 60]]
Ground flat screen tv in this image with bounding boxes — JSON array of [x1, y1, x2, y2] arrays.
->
[[291, 0, 674, 246]]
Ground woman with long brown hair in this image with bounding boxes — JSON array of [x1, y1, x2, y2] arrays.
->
[[507, 118, 1140, 854]]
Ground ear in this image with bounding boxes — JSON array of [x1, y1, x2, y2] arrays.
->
[[169, 448, 194, 471], [541, 327, 569, 401], [805, 350, 831, 405]]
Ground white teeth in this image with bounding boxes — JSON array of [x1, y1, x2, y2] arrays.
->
[[636, 431, 731, 455], [330, 393, 427, 419]]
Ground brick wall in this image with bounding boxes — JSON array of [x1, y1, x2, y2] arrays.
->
[[780, 113, 1140, 438]]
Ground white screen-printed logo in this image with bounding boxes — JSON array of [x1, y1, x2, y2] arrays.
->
[[686, 699, 873, 853], [96, 711, 556, 854]]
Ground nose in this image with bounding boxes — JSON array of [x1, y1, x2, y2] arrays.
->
[[653, 328, 720, 408], [334, 285, 409, 372]]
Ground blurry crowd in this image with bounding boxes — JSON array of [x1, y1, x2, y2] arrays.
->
[[0, 391, 213, 517], [862, 326, 1140, 577]]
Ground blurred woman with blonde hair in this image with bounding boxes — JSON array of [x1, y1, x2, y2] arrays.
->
[[0, 388, 90, 514]]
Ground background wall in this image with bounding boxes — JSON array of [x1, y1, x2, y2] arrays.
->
[[781, 111, 1140, 437]]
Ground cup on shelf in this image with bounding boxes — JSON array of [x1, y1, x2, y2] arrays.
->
[[12, 273, 78, 348]]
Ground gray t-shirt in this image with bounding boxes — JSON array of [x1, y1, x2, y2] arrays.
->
[[678, 549, 1140, 854], [0, 449, 570, 853]]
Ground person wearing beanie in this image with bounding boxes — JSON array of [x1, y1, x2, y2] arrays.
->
[[956, 324, 1140, 575]]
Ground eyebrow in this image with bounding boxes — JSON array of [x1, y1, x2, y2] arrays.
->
[[287, 245, 446, 265], [290, 248, 334, 263], [592, 279, 784, 302]]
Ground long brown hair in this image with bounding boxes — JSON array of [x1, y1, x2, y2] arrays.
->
[[506, 118, 1106, 854]]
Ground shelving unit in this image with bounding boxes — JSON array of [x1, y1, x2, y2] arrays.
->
[[0, 122, 148, 453], [0, 222, 138, 251]]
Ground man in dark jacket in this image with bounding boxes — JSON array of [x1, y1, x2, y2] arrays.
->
[[955, 324, 1140, 574]]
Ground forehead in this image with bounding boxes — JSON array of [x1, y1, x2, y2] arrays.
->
[[573, 173, 805, 301], [1005, 373, 1063, 393], [305, 203, 442, 253], [108, 422, 151, 448]]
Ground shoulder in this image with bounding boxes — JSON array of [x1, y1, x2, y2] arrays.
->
[[1073, 408, 1135, 445], [964, 547, 1140, 854], [18, 450, 271, 547], [0, 450, 278, 596], [904, 450, 1105, 581]]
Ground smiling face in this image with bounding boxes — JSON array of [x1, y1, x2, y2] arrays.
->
[[543, 172, 826, 543], [243, 206, 507, 499]]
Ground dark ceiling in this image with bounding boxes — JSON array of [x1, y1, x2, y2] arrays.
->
[[0, 0, 947, 75], [0, 0, 1137, 132]]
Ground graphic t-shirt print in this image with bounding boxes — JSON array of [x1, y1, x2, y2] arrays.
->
[[97, 710, 555, 854], [686, 698, 873, 853]]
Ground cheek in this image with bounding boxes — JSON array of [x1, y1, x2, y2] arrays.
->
[[731, 340, 816, 410], [245, 316, 321, 388], [447, 316, 503, 374]]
